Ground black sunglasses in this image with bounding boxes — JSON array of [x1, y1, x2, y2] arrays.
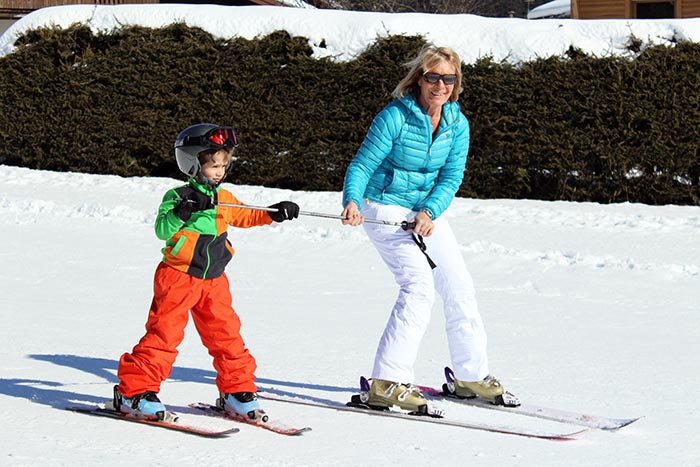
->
[[422, 72, 458, 85]]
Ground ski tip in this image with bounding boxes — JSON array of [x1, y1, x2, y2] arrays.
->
[[602, 416, 642, 430], [281, 426, 313, 436], [546, 428, 590, 441]]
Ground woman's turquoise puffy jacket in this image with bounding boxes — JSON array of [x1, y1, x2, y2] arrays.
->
[[342, 93, 470, 220]]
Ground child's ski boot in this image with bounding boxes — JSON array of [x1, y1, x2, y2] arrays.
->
[[112, 385, 171, 420], [219, 392, 268, 423]]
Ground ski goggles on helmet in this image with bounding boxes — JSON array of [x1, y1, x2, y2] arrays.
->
[[175, 126, 238, 150], [422, 72, 458, 85]]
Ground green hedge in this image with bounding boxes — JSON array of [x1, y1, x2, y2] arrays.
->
[[0, 24, 698, 205]]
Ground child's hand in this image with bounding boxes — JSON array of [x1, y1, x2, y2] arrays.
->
[[268, 201, 300, 222], [173, 189, 214, 221]]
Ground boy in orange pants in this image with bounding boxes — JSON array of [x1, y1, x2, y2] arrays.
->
[[114, 123, 299, 421]]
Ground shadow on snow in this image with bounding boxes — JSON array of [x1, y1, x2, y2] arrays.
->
[[0, 354, 355, 413]]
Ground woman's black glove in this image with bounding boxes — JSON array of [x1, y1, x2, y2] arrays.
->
[[173, 189, 214, 222], [268, 201, 300, 222]]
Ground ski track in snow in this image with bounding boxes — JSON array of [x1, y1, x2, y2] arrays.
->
[[461, 239, 699, 277]]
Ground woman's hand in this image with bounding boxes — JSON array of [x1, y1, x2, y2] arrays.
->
[[341, 201, 364, 226], [411, 210, 434, 237]]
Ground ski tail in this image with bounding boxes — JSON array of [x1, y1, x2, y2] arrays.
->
[[66, 406, 239, 437]]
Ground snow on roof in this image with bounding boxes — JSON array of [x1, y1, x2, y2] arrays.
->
[[528, 0, 570, 19]]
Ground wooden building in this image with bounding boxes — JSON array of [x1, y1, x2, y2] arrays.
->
[[0, 0, 286, 20], [571, 0, 700, 19]]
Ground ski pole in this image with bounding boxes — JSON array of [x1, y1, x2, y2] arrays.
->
[[216, 202, 416, 231]]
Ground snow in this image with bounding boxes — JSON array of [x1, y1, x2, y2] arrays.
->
[[3, 4, 700, 63], [1, 5, 700, 467], [2, 167, 699, 465]]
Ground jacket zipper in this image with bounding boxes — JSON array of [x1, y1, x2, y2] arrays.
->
[[200, 190, 217, 279]]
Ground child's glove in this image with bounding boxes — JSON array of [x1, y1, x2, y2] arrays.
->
[[268, 201, 300, 222], [173, 189, 214, 222]]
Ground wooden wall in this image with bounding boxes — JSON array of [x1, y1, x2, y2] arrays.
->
[[1, 0, 157, 19], [2, 0, 157, 8], [572, 0, 627, 19], [678, 0, 700, 16], [573, 0, 700, 19], [0, 0, 283, 19]]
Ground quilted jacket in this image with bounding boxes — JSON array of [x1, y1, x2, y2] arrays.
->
[[342, 93, 470, 219]]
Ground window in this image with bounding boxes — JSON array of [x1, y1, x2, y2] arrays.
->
[[634, 1, 675, 18]]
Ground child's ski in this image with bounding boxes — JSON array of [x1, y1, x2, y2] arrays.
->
[[66, 406, 239, 437], [189, 402, 312, 436]]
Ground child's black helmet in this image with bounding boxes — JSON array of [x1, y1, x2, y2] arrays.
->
[[174, 123, 238, 179]]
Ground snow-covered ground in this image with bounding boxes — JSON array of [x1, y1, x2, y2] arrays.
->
[[1, 165, 698, 466], [1, 5, 700, 466]]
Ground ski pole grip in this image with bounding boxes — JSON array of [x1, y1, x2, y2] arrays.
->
[[401, 221, 416, 231]]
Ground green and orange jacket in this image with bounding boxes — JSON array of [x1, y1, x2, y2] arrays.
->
[[155, 179, 273, 279]]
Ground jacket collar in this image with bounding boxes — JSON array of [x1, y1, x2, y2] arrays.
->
[[188, 178, 217, 195], [400, 93, 460, 125]]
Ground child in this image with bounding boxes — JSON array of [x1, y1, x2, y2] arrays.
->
[[113, 123, 299, 421]]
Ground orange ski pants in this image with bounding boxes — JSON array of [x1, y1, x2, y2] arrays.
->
[[117, 262, 257, 397]]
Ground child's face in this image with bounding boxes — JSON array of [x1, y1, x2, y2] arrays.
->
[[200, 150, 232, 184]]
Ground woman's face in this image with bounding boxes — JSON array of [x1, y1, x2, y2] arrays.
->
[[417, 59, 456, 111]]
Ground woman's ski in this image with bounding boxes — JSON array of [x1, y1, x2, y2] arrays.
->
[[258, 393, 587, 441], [415, 367, 640, 431]]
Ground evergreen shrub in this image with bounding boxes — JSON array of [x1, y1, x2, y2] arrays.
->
[[0, 24, 697, 205]]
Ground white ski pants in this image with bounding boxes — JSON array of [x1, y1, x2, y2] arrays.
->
[[362, 200, 489, 384]]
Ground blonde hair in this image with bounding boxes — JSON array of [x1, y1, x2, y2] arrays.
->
[[392, 45, 463, 102], [198, 147, 234, 165]]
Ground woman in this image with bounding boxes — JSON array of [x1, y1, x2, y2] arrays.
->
[[341, 45, 518, 412]]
